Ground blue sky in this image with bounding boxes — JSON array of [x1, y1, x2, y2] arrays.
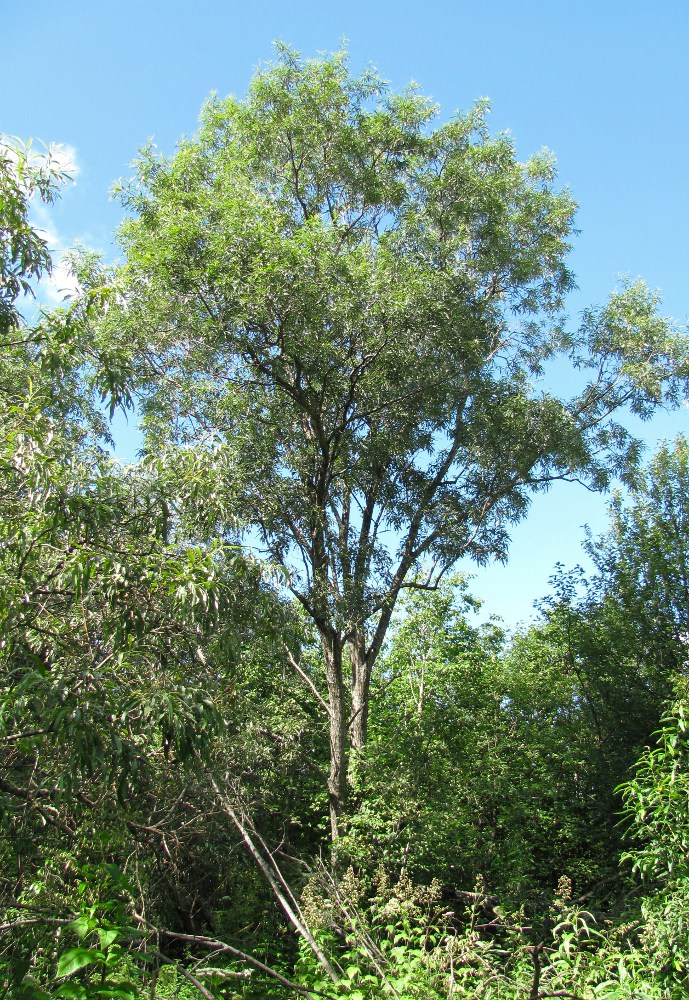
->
[[4, 0, 689, 628]]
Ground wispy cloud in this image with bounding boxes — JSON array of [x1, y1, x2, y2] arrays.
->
[[42, 251, 82, 305], [46, 141, 80, 180], [27, 143, 84, 306]]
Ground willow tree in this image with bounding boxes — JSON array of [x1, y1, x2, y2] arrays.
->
[[112, 47, 688, 836]]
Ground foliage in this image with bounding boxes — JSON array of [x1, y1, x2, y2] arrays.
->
[[0, 136, 70, 335], [336, 572, 650, 903], [293, 865, 681, 1000], [291, 858, 689, 999], [488, 582, 668, 899], [619, 688, 689, 989], [296, 865, 449, 998], [474, 436, 689, 899], [588, 434, 689, 676], [4, 51, 689, 1000], [340, 579, 506, 881], [0, 129, 312, 999], [106, 45, 689, 834]]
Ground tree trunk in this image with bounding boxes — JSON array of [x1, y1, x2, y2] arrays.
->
[[322, 634, 348, 839], [348, 631, 371, 751]]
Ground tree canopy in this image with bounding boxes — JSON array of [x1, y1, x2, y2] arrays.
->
[[106, 47, 689, 834]]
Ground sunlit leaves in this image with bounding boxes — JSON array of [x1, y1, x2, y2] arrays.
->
[[111, 47, 689, 658], [618, 695, 689, 985], [0, 136, 70, 335]]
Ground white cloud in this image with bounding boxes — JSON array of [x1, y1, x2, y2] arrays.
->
[[47, 141, 80, 179], [24, 144, 85, 307], [41, 251, 82, 306], [31, 200, 60, 247]]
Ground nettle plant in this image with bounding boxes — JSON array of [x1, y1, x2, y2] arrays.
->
[[293, 860, 688, 1000], [295, 865, 449, 999], [50, 901, 141, 1000]]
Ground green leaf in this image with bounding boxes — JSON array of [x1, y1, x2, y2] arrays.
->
[[91, 987, 139, 1000], [67, 915, 92, 940], [55, 985, 88, 999], [57, 948, 102, 978], [98, 928, 119, 950]]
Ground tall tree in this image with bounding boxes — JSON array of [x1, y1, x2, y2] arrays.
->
[[110, 47, 689, 835]]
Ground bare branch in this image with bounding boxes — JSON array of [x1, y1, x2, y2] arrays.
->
[[134, 914, 326, 998], [209, 776, 340, 984]]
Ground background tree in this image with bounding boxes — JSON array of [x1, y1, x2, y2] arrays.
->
[[341, 571, 659, 907], [586, 434, 689, 676], [110, 47, 689, 836], [343, 579, 506, 880], [470, 438, 689, 904]]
